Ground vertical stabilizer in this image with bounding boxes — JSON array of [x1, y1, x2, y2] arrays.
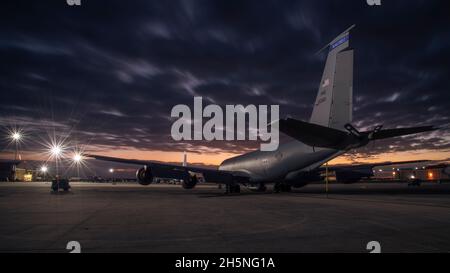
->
[[182, 151, 187, 167], [310, 25, 354, 131]]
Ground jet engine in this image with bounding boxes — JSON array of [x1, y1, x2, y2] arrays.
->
[[136, 167, 154, 185], [287, 171, 322, 188], [182, 173, 198, 189]]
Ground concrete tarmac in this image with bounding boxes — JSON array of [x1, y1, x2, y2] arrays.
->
[[1, 182, 450, 253]]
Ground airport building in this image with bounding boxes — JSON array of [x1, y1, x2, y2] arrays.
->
[[0, 160, 37, 182], [375, 164, 450, 182]]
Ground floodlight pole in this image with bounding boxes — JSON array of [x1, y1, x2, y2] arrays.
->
[[325, 162, 329, 198], [14, 141, 18, 160], [55, 157, 60, 190], [55, 158, 59, 179]]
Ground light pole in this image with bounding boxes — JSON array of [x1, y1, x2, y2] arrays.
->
[[11, 131, 21, 160], [73, 152, 82, 178], [325, 162, 329, 198], [40, 165, 48, 181], [50, 145, 62, 179], [109, 168, 114, 182]]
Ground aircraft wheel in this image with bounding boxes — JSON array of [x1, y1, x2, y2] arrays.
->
[[226, 184, 240, 193], [274, 183, 291, 193], [230, 184, 240, 193], [274, 183, 281, 193], [258, 184, 267, 192], [282, 184, 292, 192]]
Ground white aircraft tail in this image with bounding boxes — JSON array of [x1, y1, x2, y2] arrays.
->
[[182, 151, 187, 167], [310, 25, 355, 131]]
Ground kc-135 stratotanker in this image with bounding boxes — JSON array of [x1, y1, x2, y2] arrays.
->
[[88, 25, 438, 193]]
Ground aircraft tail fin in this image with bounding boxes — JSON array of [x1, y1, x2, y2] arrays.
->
[[310, 25, 355, 131], [182, 151, 187, 167]]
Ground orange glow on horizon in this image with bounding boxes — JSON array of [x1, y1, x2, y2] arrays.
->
[[1, 146, 449, 167], [329, 149, 450, 165]]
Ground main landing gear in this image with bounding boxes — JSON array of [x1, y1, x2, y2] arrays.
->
[[256, 183, 267, 192], [224, 182, 291, 194], [225, 183, 241, 194], [274, 182, 292, 193]]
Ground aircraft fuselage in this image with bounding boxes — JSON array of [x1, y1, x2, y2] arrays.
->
[[218, 141, 344, 183]]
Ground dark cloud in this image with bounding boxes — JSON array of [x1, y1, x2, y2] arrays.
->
[[0, 0, 449, 158]]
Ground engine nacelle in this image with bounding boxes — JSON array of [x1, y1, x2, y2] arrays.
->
[[136, 167, 154, 185], [182, 174, 198, 189], [286, 171, 322, 188]]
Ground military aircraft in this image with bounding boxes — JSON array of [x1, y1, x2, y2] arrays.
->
[[87, 25, 437, 193]]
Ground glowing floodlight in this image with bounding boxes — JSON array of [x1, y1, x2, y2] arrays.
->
[[11, 132, 21, 141], [70, 150, 85, 178], [41, 166, 48, 173], [8, 129, 24, 160], [50, 145, 62, 157], [109, 168, 114, 173], [73, 153, 82, 163]]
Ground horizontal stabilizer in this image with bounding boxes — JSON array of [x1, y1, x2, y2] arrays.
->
[[368, 126, 437, 140], [279, 118, 351, 149], [279, 118, 438, 150]]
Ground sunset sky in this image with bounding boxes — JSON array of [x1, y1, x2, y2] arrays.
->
[[1, 0, 449, 170]]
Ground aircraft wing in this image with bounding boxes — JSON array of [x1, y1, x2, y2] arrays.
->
[[0, 159, 21, 164], [85, 154, 250, 184]]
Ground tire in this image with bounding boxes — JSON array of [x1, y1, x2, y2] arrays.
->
[[282, 184, 292, 192], [228, 184, 240, 193], [258, 184, 267, 192], [274, 183, 281, 193]]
